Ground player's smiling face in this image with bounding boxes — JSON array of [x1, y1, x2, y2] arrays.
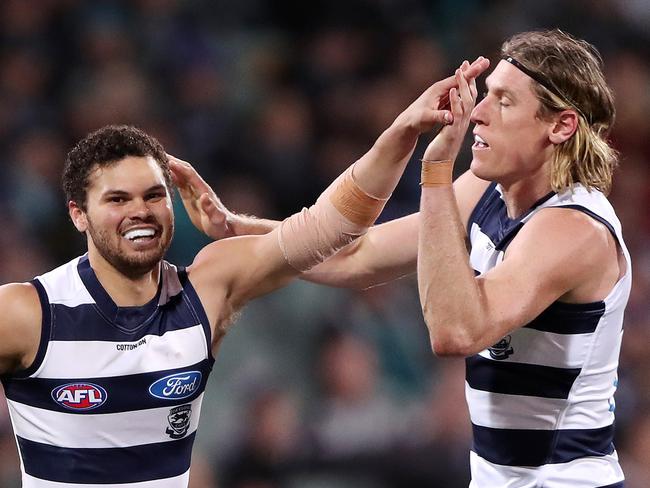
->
[[74, 155, 174, 278], [469, 60, 555, 186]]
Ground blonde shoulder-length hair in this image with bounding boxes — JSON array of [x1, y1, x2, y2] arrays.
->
[[502, 30, 618, 195]]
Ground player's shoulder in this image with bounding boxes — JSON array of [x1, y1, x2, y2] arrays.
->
[[0, 282, 43, 373], [188, 234, 275, 292], [0, 282, 41, 316], [512, 206, 615, 267], [189, 234, 266, 273], [0, 282, 42, 336], [530, 206, 613, 242]]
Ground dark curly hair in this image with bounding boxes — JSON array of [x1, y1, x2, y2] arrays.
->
[[63, 125, 172, 210]]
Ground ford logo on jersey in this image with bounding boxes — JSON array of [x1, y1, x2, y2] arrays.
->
[[52, 383, 107, 410], [149, 371, 202, 400]]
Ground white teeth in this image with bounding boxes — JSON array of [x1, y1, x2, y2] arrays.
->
[[124, 228, 156, 240], [474, 134, 487, 145]]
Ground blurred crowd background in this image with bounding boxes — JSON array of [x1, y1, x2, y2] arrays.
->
[[0, 1, 648, 487]]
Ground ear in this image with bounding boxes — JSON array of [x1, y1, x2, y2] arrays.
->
[[548, 109, 578, 144], [68, 201, 88, 233]]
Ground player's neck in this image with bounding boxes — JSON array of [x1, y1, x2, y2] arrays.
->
[[499, 167, 553, 219], [87, 249, 160, 307]]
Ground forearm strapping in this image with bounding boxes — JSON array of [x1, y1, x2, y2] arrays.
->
[[277, 165, 388, 272]]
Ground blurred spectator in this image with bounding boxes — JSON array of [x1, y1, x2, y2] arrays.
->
[[0, 1, 648, 486], [221, 388, 304, 488]]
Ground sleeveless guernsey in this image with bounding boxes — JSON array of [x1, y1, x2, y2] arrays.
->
[[2, 255, 214, 487], [466, 183, 630, 488]]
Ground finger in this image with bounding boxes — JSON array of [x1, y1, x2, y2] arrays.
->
[[429, 56, 487, 96], [200, 193, 228, 229], [167, 154, 213, 194], [167, 154, 193, 174], [199, 193, 221, 219], [168, 159, 187, 185], [200, 192, 223, 214], [429, 72, 461, 95], [463, 56, 490, 80], [439, 91, 450, 110], [469, 76, 478, 101], [449, 86, 462, 119], [170, 169, 181, 185], [456, 68, 473, 107], [199, 193, 214, 214], [168, 156, 194, 187]]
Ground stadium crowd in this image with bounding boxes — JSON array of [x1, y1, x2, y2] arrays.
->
[[0, 1, 648, 486]]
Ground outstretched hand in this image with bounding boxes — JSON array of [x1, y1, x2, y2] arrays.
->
[[168, 155, 234, 240], [394, 56, 489, 135], [422, 58, 485, 164], [372, 56, 489, 169]]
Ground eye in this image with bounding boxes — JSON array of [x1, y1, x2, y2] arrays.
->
[[108, 196, 125, 204], [146, 192, 166, 201]]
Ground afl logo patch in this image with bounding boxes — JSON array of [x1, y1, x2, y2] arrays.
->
[[52, 383, 107, 410], [149, 371, 202, 400]]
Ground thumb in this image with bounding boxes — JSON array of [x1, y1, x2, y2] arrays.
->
[[429, 109, 453, 126]]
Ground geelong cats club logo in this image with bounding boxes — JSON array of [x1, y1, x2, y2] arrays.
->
[[488, 335, 514, 360], [52, 383, 107, 410], [166, 404, 192, 439]]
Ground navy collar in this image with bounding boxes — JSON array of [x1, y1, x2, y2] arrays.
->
[[492, 186, 556, 251], [77, 255, 162, 332]]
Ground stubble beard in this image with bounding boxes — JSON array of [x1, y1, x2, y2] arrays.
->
[[86, 217, 173, 280]]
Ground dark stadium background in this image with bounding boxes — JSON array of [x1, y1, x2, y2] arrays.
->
[[0, 1, 648, 486]]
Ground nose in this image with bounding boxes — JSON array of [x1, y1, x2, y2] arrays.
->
[[470, 96, 488, 126], [128, 198, 153, 219]]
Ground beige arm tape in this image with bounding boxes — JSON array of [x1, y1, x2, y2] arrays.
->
[[420, 159, 453, 187], [278, 164, 389, 271]]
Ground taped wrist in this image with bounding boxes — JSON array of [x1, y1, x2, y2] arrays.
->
[[278, 164, 389, 271], [420, 159, 453, 187]]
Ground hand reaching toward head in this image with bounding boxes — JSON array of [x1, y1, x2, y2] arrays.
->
[[168, 155, 235, 240], [370, 56, 489, 171], [422, 57, 486, 165]]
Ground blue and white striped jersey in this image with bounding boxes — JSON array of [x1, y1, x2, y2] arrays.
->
[[2, 255, 215, 487], [466, 183, 630, 488]]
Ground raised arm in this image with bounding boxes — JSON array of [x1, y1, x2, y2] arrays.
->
[[416, 69, 622, 357], [187, 58, 490, 337], [173, 161, 488, 291], [304, 169, 490, 289], [175, 59, 490, 290]]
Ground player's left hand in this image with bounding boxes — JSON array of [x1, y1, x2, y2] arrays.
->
[[423, 60, 480, 164]]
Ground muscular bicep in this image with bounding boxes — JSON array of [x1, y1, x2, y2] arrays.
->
[[470, 208, 619, 351], [0, 283, 42, 375], [188, 230, 296, 328], [227, 230, 298, 300]]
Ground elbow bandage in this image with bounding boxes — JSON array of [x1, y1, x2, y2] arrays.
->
[[278, 164, 388, 271]]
